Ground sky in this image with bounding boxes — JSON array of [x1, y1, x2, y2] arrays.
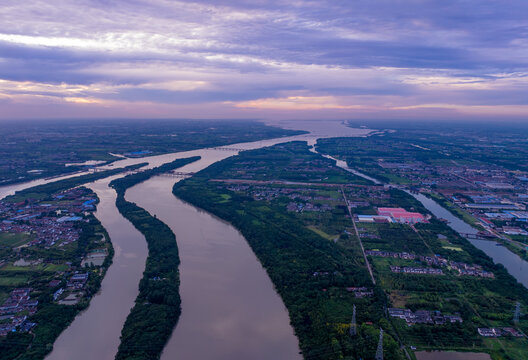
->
[[1, 0, 528, 121]]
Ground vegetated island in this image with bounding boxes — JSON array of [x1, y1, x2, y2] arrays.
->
[[4, 163, 147, 204], [109, 156, 200, 360], [0, 119, 305, 187], [173, 141, 528, 360]]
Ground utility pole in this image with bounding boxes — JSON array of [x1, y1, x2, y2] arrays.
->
[[350, 305, 357, 336], [375, 328, 383, 360], [514, 301, 521, 325]]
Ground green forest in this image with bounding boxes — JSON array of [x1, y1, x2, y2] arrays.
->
[[109, 156, 199, 360], [173, 141, 528, 360]]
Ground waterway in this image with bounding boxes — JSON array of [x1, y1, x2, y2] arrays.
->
[[47, 174, 149, 360], [410, 193, 528, 288], [128, 174, 301, 359], [0, 120, 371, 359], [3, 120, 526, 357], [319, 153, 381, 184], [320, 160, 528, 289]]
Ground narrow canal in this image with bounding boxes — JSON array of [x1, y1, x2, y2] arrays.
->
[[410, 192, 528, 288], [324, 156, 528, 289]]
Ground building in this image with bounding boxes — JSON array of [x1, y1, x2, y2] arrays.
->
[[377, 207, 425, 224], [356, 215, 392, 223]]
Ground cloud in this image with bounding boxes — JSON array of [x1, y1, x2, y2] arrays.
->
[[0, 0, 527, 119]]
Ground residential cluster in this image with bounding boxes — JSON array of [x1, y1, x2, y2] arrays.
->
[[226, 184, 341, 211], [366, 250, 494, 278], [53, 272, 90, 305], [0, 188, 96, 248], [388, 308, 463, 326], [390, 266, 444, 275], [0, 288, 38, 336], [478, 327, 524, 338], [0, 186, 109, 340], [345, 287, 373, 298]]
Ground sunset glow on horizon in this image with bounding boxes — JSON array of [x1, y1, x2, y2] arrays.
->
[[1, 0, 528, 121]]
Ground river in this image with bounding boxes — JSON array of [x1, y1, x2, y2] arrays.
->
[[46, 174, 149, 360], [410, 193, 528, 288], [128, 173, 301, 359], [3, 120, 526, 357], [0, 121, 371, 359], [319, 154, 528, 289]]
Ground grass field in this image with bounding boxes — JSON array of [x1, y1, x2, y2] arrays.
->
[[484, 337, 528, 360], [0, 291, 8, 304], [307, 225, 337, 241], [0, 232, 33, 247], [0, 263, 67, 273], [443, 245, 463, 251], [0, 274, 30, 286]]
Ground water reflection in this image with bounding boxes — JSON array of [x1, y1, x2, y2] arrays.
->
[[128, 173, 301, 360], [0, 120, 371, 359], [46, 176, 148, 360], [410, 193, 528, 288]]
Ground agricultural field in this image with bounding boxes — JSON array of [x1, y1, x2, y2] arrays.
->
[[174, 141, 528, 359]]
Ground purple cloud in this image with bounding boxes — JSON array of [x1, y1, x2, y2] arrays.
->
[[0, 0, 527, 119]]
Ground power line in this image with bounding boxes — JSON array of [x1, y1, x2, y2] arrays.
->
[[350, 304, 357, 336], [514, 301, 521, 325]]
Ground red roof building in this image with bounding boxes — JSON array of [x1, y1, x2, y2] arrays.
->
[[377, 207, 425, 224]]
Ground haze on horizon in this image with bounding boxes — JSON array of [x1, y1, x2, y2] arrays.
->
[[1, 0, 528, 121]]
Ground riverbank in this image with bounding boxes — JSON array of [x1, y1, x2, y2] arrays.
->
[[2, 164, 146, 202], [109, 157, 200, 360], [426, 192, 528, 262], [0, 121, 370, 359], [128, 176, 301, 360], [0, 187, 114, 360], [0, 120, 306, 187], [176, 141, 528, 359], [173, 142, 407, 359]]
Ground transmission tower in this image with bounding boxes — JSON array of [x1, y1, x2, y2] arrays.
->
[[350, 305, 357, 336], [514, 301, 521, 325], [375, 328, 383, 360]]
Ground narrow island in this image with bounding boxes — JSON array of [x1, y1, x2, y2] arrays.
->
[[109, 156, 200, 360]]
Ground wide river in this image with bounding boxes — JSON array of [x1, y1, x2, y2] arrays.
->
[[0, 120, 371, 360], [1, 120, 526, 358], [128, 173, 300, 359]]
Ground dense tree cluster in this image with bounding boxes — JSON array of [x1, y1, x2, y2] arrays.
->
[[174, 144, 405, 360], [110, 156, 199, 360]]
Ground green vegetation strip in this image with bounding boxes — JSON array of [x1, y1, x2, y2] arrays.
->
[[173, 145, 404, 360], [173, 142, 528, 360], [110, 156, 200, 360], [5, 163, 147, 203]]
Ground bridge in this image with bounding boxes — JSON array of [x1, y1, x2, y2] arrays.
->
[[210, 147, 247, 152], [460, 232, 496, 240], [158, 171, 195, 178]]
